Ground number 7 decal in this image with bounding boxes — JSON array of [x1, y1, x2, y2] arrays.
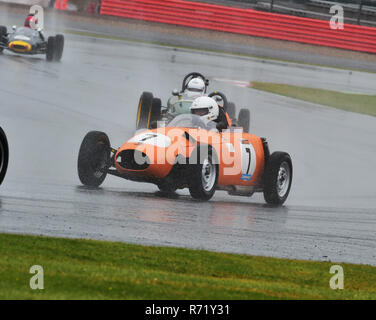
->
[[140, 133, 158, 142], [245, 147, 251, 175], [241, 143, 256, 181]]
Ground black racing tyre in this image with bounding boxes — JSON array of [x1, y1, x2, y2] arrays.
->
[[226, 102, 236, 121], [78, 131, 111, 187], [263, 152, 293, 206], [0, 127, 9, 185], [150, 98, 162, 125], [0, 26, 7, 53], [46, 36, 56, 61], [55, 34, 64, 61], [188, 146, 218, 201], [238, 108, 250, 133], [136, 92, 153, 130]]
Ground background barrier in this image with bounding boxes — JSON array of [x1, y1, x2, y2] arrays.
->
[[100, 0, 376, 54], [54, 0, 68, 10]]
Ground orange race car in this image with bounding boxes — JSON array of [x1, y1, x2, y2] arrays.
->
[[77, 114, 293, 205]]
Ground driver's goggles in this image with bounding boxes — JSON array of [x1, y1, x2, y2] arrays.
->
[[187, 88, 204, 92], [191, 108, 209, 116]]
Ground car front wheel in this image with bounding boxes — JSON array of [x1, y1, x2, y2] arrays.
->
[[55, 34, 64, 61], [0, 26, 7, 53], [188, 146, 218, 201], [77, 131, 111, 187], [46, 36, 56, 61]]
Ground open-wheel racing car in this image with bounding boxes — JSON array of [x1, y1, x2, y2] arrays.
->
[[0, 26, 64, 61], [78, 114, 293, 205], [135, 72, 251, 133], [0, 127, 9, 186]]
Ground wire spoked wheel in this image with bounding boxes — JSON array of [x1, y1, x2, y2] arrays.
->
[[189, 146, 218, 201], [276, 161, 291, 199], [201, 157, 216, 192]]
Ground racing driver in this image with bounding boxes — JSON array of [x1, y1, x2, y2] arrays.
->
[[24, 13, 45, 41], [167, 77, 206, 109], [190, 96, 231, 131]]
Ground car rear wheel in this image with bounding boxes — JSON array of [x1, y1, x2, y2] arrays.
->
[[0, 127, 9, 185], [150, 98, 162, 126], [46, 36, 56, 61], [238, 108, 250, 133], [188, 146, 218, 201], [55, 34, 64, 61], [263, 152, 293, 206], [136, 92, 154, 130], [78, 131, 111, 187], [226, 102, 236, 122]]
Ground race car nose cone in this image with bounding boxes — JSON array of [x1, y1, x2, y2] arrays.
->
[[117, 149, 150, 171], [9, 41, 32, 53]]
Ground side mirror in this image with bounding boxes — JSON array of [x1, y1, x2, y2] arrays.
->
[[12, 25, 16, 31], [172, 89, 179, 96]]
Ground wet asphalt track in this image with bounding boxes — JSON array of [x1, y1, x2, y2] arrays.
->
[[0, 30, 376, 265]]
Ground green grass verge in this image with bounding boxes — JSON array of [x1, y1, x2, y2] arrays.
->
[[1, 233, 375, 299], [65, 29, 376, 74], [251, 82, 376, 117]]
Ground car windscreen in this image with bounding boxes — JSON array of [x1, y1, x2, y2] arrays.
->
[[169, 100, 193, 116], [167, 114, 217, 131]]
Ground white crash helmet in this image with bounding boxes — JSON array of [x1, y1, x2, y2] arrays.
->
[[190, 96, 219, 123], [185, 78, 205, 98]]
